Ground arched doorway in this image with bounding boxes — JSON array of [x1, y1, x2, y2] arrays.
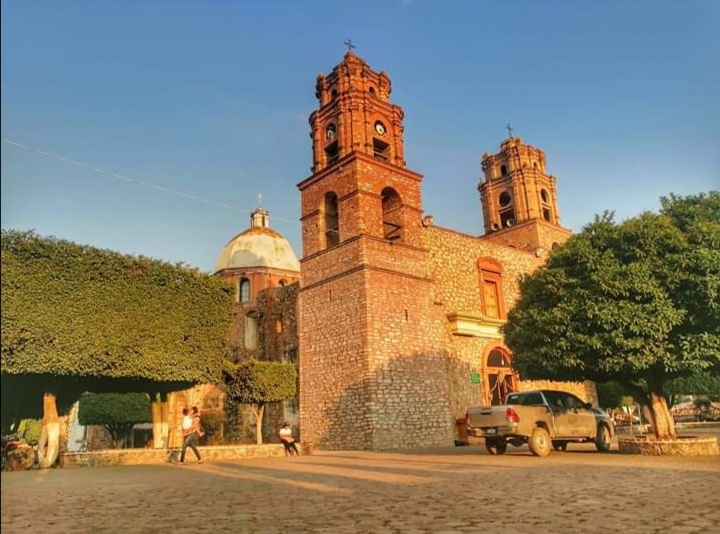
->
[[484, 347, 518, 405]]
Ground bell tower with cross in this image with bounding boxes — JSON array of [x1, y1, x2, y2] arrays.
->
[[478, 127, 571, 253], [296, 47, 453, 450], [308, 42, 406, 173]]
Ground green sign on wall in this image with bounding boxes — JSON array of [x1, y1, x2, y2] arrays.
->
[[470, 373, 481, 384]]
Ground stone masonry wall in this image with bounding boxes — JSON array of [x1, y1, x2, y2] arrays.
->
[[299, 268, 370, 449], [364, 267, 454, 449]]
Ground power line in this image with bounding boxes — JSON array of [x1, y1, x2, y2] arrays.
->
[[1, 137, 296, 224]]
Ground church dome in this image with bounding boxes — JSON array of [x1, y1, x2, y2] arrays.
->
[[215, 208, 300, 273]]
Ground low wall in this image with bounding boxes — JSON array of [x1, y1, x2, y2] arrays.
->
[[618, 436, 719, 456], [60, 443, 310, 468]]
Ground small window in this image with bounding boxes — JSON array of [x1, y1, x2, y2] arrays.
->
[[239, 278, 250, 303], [373, 138, 390, 161], [543, 208, 551, 222], [499, 191, 512, 207], [324, 192, 339, 248], [565, 394, 586, 410], [540, 189, 549, 203], [368, 87, 376, 95], [278, 279, 287, 287], [479, 259, 505, 319], [522, 393, 544, 406], [500, 164, 508, 176]]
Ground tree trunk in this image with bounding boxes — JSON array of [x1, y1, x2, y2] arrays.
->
[[254, 404, 265, 445], [151, 400, 163, 448], [160, 399, 169, 448], [646, 392, 677, 439], [38, 393, 60, 469]]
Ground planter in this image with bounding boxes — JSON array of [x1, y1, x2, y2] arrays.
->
[[618, 435, 719, 456]]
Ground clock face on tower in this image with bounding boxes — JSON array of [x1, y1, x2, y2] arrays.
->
[[325, 123, 337, 140], [374, 121, 387, 136]]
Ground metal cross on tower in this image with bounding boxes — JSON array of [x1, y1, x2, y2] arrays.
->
[[506, 123, 514, 139], [344, 39, 356, 52]]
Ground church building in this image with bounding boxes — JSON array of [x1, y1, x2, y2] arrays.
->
[[215, 50, 596, 451]]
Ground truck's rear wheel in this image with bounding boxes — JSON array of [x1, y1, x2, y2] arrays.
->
[[528, 428, 551, 457], [552, 440, 568, 451], [595, 424, 612, 452], [485, 438, 508, 455]]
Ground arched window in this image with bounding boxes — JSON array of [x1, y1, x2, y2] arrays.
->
[[500, 164, 508, 176], [381, 187, 402, 241], [540, 189, 552, 221], [239, 278, 250, 303], [478, 258, 504, 319], [324, 192, 339, 248]]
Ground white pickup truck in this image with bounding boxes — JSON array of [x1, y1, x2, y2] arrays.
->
[[465, 389, 614, 457]]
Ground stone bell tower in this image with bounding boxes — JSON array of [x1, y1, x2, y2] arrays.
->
[[297, 49, 453, 450], [478, 132, 571, 253]]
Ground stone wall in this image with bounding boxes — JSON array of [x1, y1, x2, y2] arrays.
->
[[60, 443, 311, 468]]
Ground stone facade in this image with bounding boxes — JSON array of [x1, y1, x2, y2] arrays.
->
[[295, 52, 589, 450]]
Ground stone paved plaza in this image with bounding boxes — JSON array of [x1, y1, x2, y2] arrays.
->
[[2, 442, 719, 534]]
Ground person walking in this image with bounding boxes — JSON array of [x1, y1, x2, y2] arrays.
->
[[179, 407, 203, 464], [279, 422, 299, 456]]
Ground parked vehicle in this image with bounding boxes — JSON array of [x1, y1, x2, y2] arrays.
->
[[465, 389, 615, 457]]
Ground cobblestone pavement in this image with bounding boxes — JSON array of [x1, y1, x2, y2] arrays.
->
[[2, 441, 719, 534]]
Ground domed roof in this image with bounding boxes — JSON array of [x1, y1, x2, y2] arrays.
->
[[215, 208, 300, 273]]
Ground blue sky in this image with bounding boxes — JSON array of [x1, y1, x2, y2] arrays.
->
[[2, 1, 718, 273]]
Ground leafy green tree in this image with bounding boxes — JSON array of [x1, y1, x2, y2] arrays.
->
[[1, 230, 234, 464], [596, 382, 630, 409], [504, 192, 720, 439], [665, 373, 720, 406], [78, 392, 152, 448], [224, 360, 297, 444]]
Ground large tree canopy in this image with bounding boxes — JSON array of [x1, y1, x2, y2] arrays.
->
[[1, 230, 235, 436], [1, 230, 234, 383], [504, 192, 720, 439]]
